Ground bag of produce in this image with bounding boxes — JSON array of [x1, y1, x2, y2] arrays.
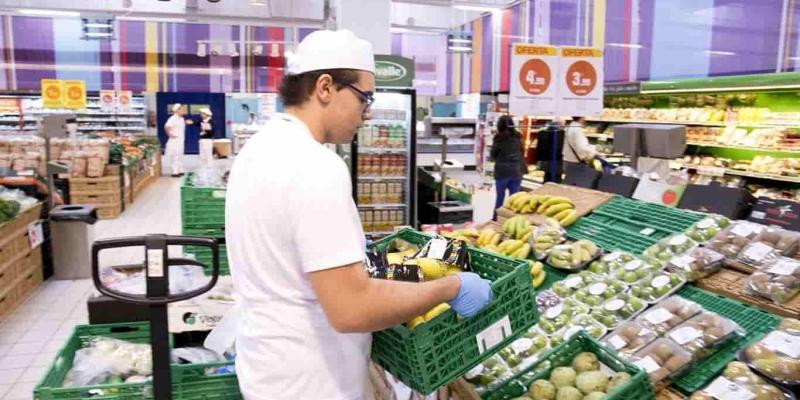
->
[[629, 270, 686, 303], [738, 318, 800, 387], [685, 214, 731, 244], [587, 250, 637, 276], [636, 296, 704, 335], [602, 321, 658, 357], [708, 220, 766, 259], [590, 293, 647, 329], [551, 270, 602, 299], [630, 338, 693, 386], [609, 257, 661, 285], [501, 330, 552, 373], [464, 354, 516, 395], [573, 276, 628, 308], [642, 233, 699, 264], [745, 257, 800, 304], [737, 227, 800, 268], [690, 361, 793, 400], [538, 297, 591, 335], [531, 222, 565, 260], [667, 311, 744, 360], [547, 240, 600, 271], [410, 236, 471, 272], [667, 247, 725, 282], [549, 314, 607, 348]]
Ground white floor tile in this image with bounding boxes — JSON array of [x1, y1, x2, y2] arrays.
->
[[0, 385, 10, 399], [0, 354, 35, 370], [0, 332, 18, 345], [0, 368, 23, 385], [0, 344, 12, 357], [18, 366, 47, 383], [6, 342, 45, 357], [4, 379, 36, 400], [30, 352, 56, 368], [0, 322, 32, 334], [16, 330, 53, 344]]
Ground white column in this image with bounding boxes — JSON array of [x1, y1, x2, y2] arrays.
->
[[336, 0, 391, 54]]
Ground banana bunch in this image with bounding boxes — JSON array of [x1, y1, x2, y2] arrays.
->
[[503, 193, 579, 227], [533, 219, 565, 258], [441, 228, 480, 245], [403, 257, 461, 280], [547, 240, 599, 270], [502, 215, 533, 241], [387, 248, 418, 265], [528, 260, 547, 288], [476, 227, 503, 250], [496, 239, 532, 259], [406, 303, 451, 331]]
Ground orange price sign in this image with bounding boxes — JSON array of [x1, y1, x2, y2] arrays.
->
[[518, 59, 551, 95], [63, 80, 86, 109], [564, 60, 597, 96], [41, 79, 64, 108]]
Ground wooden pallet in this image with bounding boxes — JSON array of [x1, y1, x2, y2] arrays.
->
[[695, 267, 800, 318]]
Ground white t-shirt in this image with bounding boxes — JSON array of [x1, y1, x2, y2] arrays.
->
[[165, 114, 185, 140], [225, 113, 370, 400]]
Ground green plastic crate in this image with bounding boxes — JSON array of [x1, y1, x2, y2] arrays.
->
[[181, 174, 226, 228], [185, 244, 228, 275], [565, 218, 658, 254], [369, 229, 539, 395], [589, 196, 705, 236], [34, 322, 241, 400], [182, 226, 225, 239], [672, 285, 781, 394], [483, 331, 656, 400]]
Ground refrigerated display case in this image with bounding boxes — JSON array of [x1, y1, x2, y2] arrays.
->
[[345, 88, 416, 238]]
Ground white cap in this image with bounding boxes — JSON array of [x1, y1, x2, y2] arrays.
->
[[286, 29, 375, 75], [171, 103, 183, 112], [199, 108, 212, 116]]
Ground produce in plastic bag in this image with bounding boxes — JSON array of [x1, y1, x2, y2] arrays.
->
[[171, 347, 226, 364], [685, 215, 730, 243], [690, 361, 793, 400], [602, 321, 658, 357], [590, 293, 646, 329], [531, 222, 565, 259], [631, 338, 693, 385], [573, 276, 628, 308], [63, 336, 153, 387], [538, 297, 590, 335], [546, 240, 600, 271], [745, 257, 800, 304], [464, 354, 516, 394], [587, 250, 637, 275], [636, 296, 704, 335], [667, 247, 725, 282], [551, 271, 601, 298], [498, 331, 551, 373], [63, 347, 114, 387], [549, 314, 607, 348], [708, 220, 766, 259], [737, 227, 800, 267], [192, 165, 227, 188], [739, 318, 800, 386], [667, 311, 744, 360], [643, 234, 699, 263], [610, 257, 661, 284], [630, 271, 685, 303]]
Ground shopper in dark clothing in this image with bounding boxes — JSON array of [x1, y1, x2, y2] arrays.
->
[[535, 117, 566, 183], [490, 115, 525, 219]]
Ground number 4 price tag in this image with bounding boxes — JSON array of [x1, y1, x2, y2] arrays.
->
[[28, 221, 44, 249], [509, 44, 559, 116]]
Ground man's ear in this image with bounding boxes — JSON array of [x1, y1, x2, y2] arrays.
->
[[315, 73, 336, 104]]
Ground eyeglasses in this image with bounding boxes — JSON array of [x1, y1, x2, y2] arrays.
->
[[344, 83, 374, 110]]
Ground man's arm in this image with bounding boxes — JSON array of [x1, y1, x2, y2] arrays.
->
[[310, 261, 461, 333]]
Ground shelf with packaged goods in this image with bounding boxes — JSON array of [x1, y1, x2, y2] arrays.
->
[[358, 175, 408, 181], [364, 119, 409, 127], [681, 164, 800, 183], [584, 117, 800, 128], [358, 147, 407, 154], [75, 118, 145, 123], [357, 203, 408, 209], [363, 230, 395, 236], [585, 132, 800, 154]]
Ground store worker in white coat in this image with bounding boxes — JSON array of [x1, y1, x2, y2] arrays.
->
[[225, 29, 493, 400], [164, 103, 193, 177], [562, 115, 597, 169]]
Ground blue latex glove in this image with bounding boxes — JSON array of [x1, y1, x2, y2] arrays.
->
[[448, 272, 493, 317]]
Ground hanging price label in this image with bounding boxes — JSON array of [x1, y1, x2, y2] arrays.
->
[[28, 221, 44, 249]]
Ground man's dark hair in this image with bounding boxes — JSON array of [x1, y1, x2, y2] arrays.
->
[[278, 69, 361, 107], [571, 116, 585, 123]]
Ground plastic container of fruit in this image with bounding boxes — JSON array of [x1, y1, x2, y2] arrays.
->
[[666, 311, 744, 361], [629, 270, 686, 304], [573, 276, 629, 308], [744, 257, 800, 305], [635, 296, 704, 335], [538, 297, 591, 335], [587, 251, 638, 276], [463, 354, 516, 395], [737, 318, 800, 389], [591, 293, 647, 329], [630, 338, 694, 386], [549, 314, 608, 348], [602, 321, 659, 358], [737, 226, 800, 268], [531, 224, 566, 260], [684, 214, 731, 244], [610, 257, 662, 285], [667, 247, 725, 282], [707, 220, 766, 260], [642, 234, 699, 265], [546, 240, 601, 271], [690, 361, 796, 400], [507, 331, 553, 373], [551, 270, 604, 299]]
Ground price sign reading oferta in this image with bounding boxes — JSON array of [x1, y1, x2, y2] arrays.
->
[[509, 44, 559, 116], [558, 47, 603, 117]]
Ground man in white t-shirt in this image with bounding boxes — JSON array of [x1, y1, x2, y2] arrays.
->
[[164, 103, 193, 177], [225, 30, 493, 400]]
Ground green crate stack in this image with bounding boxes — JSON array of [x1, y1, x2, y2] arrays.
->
[[672, 285, 781, 394], [483, 331, 656, 400], [565, 218, 659, 254], [34, 322, 241, 400], [181, 174, 227, 274], [586, 196, 706, 238], [369, 229, 539, 395]]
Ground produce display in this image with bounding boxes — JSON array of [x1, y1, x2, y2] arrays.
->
[[590, 293, 647, 329], [503, 215, 534, 242], [609, 257, 662, 285], [464, 354, 515, 394], [736, 227, 800, 267], [629, 271, 686, 303], [573, 277, 627, 308], [587, 251, 637, 276], [745, 257, 800, 304], [708, 221, 766, 259], [635, 296, 704, 335], [602, 321, 659, 357], [667, 247, 725, 282], [503, 192, 578, 227], [547, 240, 600, 271], [538, 298, 591, 335], [739, 318, 800, 386], [666, 311, 743, 360], [529, 260, 547, 289], [551, 271, 599, 299], [549, 315, 607, 347], [0, 197, 20, 223], [690, 361, 793, 400], [532, 220, 566, 259], [685, 215, 731, 243], [630, 338, 693, 385], [642, 234, 699, 264], [518, 352, 632, 400]]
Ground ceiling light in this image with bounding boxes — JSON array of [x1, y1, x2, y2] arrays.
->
[[454, 5, 501, 12], [84, 23, 112, 28], [449, 38, 471, 44], [85, 32, 112, 37], [606, 43, 642, 49], [448, 46, 473, 52], [228, 43, 239, 57], [197, 43, 207, 57], [252, 0, 267, 5], [18, 8, 79, 17], [706, 50, 736, 56]]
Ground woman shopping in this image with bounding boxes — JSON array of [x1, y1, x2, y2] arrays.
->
[[490, 115, 526, 219]]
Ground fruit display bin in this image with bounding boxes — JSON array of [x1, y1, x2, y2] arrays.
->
[[671, 285, 781, 394], [565, 217, 659, 254], [369, 229, 538, 395], [34, 322, 241, 400], [482, 331, 656, 400], [181, 174, 226, 229], [588, 196, 705, 236], [185, 244, 228, 275]]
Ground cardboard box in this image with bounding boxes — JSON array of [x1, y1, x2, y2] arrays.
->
[[641, 124, 686, 158], [612, 124, 644, 154], [632, 178, 686, 207], [168, 299, 234, 333]]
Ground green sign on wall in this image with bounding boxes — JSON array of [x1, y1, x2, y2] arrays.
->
[[374, 55, 415, 87]]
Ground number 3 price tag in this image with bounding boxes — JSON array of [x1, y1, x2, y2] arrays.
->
[[558, 47, 604, 117]]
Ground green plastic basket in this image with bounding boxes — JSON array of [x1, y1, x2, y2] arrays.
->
[[590, 196, 705, 236], [369, 229, 539, 395], [483, 331, 656, 400], [182, 226, 225, 239], [672, 285, 781, 394], [565, 218, 658, 254], [181, 174, 226, 228], [34, 322, 241, 400], [185, 244, 228, 275]]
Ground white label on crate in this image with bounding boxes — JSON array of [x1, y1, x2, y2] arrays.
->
[[427, 238, 449, 260], [669, 326, 702, 345], [767, 259, 800, 276], [511, 338, 534, 354], [645, 308, 674, 325], [762, 331, 800, 358], [633, 356, 660, 373], [588, 282, 608, 296], [27, 221, 44, 249], [608, 335, 627, 350], [704, 377, 755, 400], [671, 255, 695, 269], [603, 251, 622, 262], [750, 211, 766, 220], [604, 299, 625, 312], [668, 235, 688, 247], [476, 315, 512, 355], [639, 227, 656, 236], [564, 276, 583, 289], [545, 304, 564, 319], [147, 249, 164, 278], [742, 242, 774, 262], [624, 260, 643, 271], [697, 218, 715, 229], [212, 190, 226, 199], [731, 223, 756, 237], [651, 275, 670, 289]]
